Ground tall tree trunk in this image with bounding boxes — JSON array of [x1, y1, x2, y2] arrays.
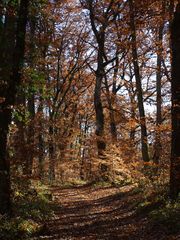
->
[[127, 70, 137, 142], [0, 2, 4, 39], [49, 125, 56, 182], [94, 53, 106, 155], [0, 0, 29, 215], [130, 103, 136, 142], [26, 96, 35, 175], [170, 3, 180, 199], [39, 133, 45, 179], [38, 102, 45, 180], [129, 0, 150, 162], [0, 4, 17, 216], [38, 46, 48, 180], [104, 75, 117, 142], [105, 54, 119, 142], [153, 13, 164, 164], [88, 2, 106, 155], [16, 93, 27, 174], [26, 17, 36, 176]]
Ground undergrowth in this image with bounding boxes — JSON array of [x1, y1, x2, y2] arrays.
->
[[135, 170, 180, 235], [0, 179, 54, 240], [101, 149, 180, 236], [150, 200, 180, 234]]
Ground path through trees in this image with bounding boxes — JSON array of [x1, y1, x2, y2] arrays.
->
[[32, 185, 180, 240]]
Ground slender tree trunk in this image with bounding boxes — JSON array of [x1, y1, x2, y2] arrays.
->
[[92, 32, 106, 155], [49, 125, 55, 182], [38, 47, 48, 180], [105, 54, 119, 142], [104, 75, 117, 142], [26, 96, 35, 175], [39, 129, 45, 179], [128, 71, 137, 142], [16, 93, 27, 175], [94, 60, 106, 155], [26, 17, 36, 176], [153, 20, 164, 164], [80, 117, 88, 180], [129, 0, 150, 162], [0, 111, 11, 215], [130, 105, 136, 141], [170, 3, 180, 199], [38, 102, 45, 180], [0, 2, 4, 40], [88, 1, 106, 156], [0, 0, 29, 215], [0, 6, 15, 214], [0, 4, 16, 215]]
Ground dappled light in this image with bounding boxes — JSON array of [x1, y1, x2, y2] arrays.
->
[[0, 0, 180, 239]]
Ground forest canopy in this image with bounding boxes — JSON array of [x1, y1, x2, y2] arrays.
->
[[0, 1, 180, 233]]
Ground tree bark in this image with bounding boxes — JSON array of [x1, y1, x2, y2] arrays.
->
[[26, 17, 36, 176], [170, 3, 180, 199], [0, 2, 4, 43], [0, 0, 29, 215], [129, 0, 150, 162], [49, 125, 56, 182], [104, 74, 117, 142], [88, 2, 106, 155], [153, 10, 164, 164], [104, 54, 119, 142], [0, 4, 16, 215], [94, 57, 106, 155]]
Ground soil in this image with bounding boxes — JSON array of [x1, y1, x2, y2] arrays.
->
[[32, 184, 180, 240]]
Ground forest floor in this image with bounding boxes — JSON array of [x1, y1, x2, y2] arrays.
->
[[32, 184, 180, 240]]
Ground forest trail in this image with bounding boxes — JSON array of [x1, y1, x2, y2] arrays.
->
[[33, 185, 179, 240]]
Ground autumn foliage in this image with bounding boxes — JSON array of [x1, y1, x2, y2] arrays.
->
[[0, 0, 180, 231]]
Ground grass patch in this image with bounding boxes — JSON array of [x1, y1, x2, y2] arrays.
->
[[92, 180, 113, 188], [51, 178, 88, 188]]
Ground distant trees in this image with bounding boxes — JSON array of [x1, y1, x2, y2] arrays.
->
[[1, 0, 180, 214]]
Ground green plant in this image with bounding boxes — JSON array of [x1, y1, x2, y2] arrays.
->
[[0, 180, 54, 240], [150, 201, 180, 234]]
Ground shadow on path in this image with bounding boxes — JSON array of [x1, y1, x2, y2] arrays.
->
[[32, 185, 179, 240]]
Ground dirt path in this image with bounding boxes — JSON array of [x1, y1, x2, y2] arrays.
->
[[33, 185, 179, 240]]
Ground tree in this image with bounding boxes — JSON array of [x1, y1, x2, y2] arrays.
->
[[0, 0, 29, 215], [0, 0, 177, 199], [153, 0, 165, 164], [170, 2, 180, 199], [80, 0, 121, 155], [129, 0, 150, 162]]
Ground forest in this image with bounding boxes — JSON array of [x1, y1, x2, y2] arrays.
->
[[0, 0, 180, 239]]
